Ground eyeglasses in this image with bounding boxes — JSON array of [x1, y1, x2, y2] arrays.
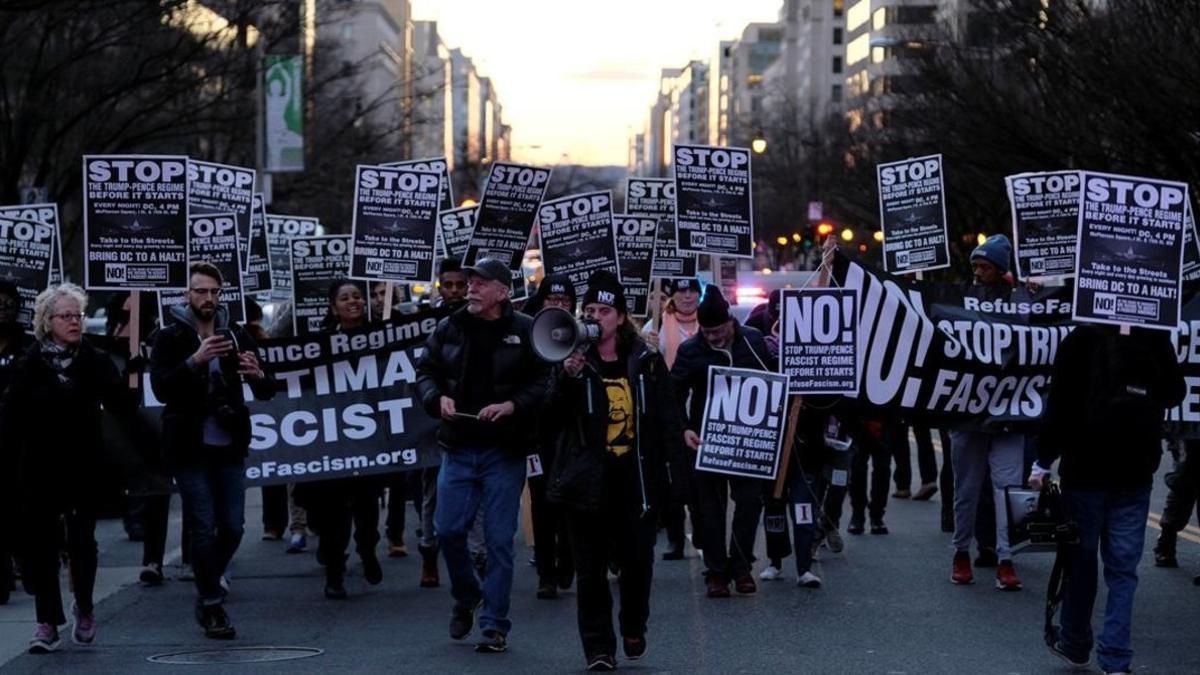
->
[[51, 312, 85, 323], [189, 287, 222, 297]]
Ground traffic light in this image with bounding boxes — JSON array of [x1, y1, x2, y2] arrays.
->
[[816, 222, 834, 237]]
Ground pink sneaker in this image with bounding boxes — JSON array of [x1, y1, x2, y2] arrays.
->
[[28, 623, 60, 653], [72, 601, 97, 645]]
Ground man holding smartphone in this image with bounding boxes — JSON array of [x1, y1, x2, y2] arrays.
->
[[150, 262, 275, 639]]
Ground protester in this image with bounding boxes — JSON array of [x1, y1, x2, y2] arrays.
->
[[150, 262, 275, 639], [891, 423, 941, 500], [0, 280, 29, 606], [522, 273, 577, 599], [670, 284, 776, 596], [247, 298, 288, 543], [1153, 439, 1199, 570], [949, 234, 1024, 590], [415, 257, 550, 653], [0, 283, 141, 652], [546, 270, 684, 670], [294, 281, 385, 599], [844, 412, 894, 535], [1032, 323, 1185, 674]]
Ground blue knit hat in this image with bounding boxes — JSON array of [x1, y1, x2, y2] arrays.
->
[[970, 234, 1012, 274]]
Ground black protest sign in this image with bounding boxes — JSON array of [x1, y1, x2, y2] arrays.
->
[[1072, 172, 1188, 331], [696, 366, 789, 480], [82, 155, 189, 290], [626, 177, 696, 279], [243, 193, 273, 294], [877, 154, 950, 274], [290, 235, 355, 335], [143, 308, 448, 486], [779, 288, 859, 395], [383, 157, 455, 212], [0, 215, 54, 326], [186, 160, 255, 267], [538, 190, 619, 296], [1005, 171, 1081, 280], [0, 204, 63, 286], [464, 162, 552, 272], [672, 145, 754, 258], [613, 214, 657, 316], [1183, 200, 1200, 282], [265, 214, 320, 301], [350, 165, 440, 283], [438, 205, 477, 260], [158, 213, 247, 326]]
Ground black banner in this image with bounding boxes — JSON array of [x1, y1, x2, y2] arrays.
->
[[464, 162, 552, 272], [696, 366, 788, 480], [1005, 170, 1080, 280], [0, 215, 53, 326], [186, 160, 255, 268], [1073, 172, 1188, 331], [538, 190, 619, 296], [83, 155, 189, 290], [613, 214, 657, 317], [437, 205, 476, 260], [265, 214, 320, 301], [877, 154, 950, 274], [626, 177, 696, 279], [243, 193, 273, 294], [383, 157, 454, 212], [673, 145, 754, 258], [158, 213, 246, 325], [779, 288, 859, 395], [0, 203, 62, 286], [350, 164, 440, 283], [290, 235, 354, 335], [143, 309, 448, 486]]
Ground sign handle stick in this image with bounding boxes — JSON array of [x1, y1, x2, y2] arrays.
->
[[773, 395, 804, 499], [711, 254, 723, 289], [127, 291, 141, 389], [650, 278, 663, 329], [1119, 323, 1131, 336], [382, 282, 394, 321]]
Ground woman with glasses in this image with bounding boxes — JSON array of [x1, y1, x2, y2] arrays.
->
[[0, 283, 140, 653]]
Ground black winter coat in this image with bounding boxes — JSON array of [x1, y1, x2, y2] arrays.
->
[[545, 339, 686, 513], [670, 323, 777, 434]]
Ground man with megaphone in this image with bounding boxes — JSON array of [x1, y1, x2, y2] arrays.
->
[[541, 270, 686, 672]]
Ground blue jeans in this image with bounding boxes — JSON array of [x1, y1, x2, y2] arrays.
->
[[435, 447, 525, 635], [1059, 488, 1151, 673], [175, 458, 246, 604]]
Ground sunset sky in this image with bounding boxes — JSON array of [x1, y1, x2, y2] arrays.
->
[[414, 0, 783, 167]]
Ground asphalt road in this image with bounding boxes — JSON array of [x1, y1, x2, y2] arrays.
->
[[1, 460, 1198, 674]]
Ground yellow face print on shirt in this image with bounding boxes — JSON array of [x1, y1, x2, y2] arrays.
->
[[603, 376, 634, 456]]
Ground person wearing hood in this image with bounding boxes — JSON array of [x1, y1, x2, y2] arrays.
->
[[642, 278, 701, 369], [0, 280, 30, 607], [150, 262, 275, 640], [670, 285, 777, 597], [546, 270, 685, 671], [522, 273, 577, 599]]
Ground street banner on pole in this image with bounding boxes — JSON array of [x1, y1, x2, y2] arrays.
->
[[187, 160, 255, 268], [538, 190, 620, 296], [0, 202, 62, 285], [243, 193, 273, 294], [291, 234, 356, 335], [350, 165, 440, 284], [383, 157, 455, 212], [877, 154, 950, 274], [437, 205, 477, 260], [696, 366, 789, 480], [1005, 170, 1081, 280], [158, 213, 247, 325], [265, 214, 320, 301], [779, 288, 859, 395], [1072, 172, 1188, 331], [264, 55, 304, 172], [613, 214, 658, 317], [672, 144, 754, 259], [0, 215, 53, 327], [82, 155, 189, 290], [626, 177, 696, 279], [464, 161, 552, 274]]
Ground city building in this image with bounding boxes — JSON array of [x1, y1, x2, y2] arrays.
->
[[410, 20, 455, 165], [763, 0, 847, 125]]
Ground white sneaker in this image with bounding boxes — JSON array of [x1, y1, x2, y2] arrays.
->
[[796, 571, 822, 588], [758, 565, 785, 581], [177, 563, 195, 581]]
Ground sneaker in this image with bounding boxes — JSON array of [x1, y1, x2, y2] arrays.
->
[[912, 482, 938, 500], [177, 563, 195, 581], [139, 562, 164, 586], [995, 560, 1022, 591], [975, 547, 999, 568], [286, 533, 307, 554], [449, 599, 481, 640], [735, 573, 757, 594], [870, 519, 889, 535], [892, 488, 912, 499], [847, 515, 865, 535], [796, 571, 822, 588], [825, 527, 845, 553], [388, 541, 409, 558], [587, 654, 617, 671], [951, 551, 974, 585], [71, 601, 97, 645], [262, 529, 283, 541], [362, 553, 384, 585], [1154, 534, 1178, 568], [1046, 630, 1090, 670], [195, 601, 236, 640], [705, 574, 731, 598], [759, 565, 785, 581], [419, 545, 440, 588], [474, 629, 508, 653], [28, 623, 60, 654], [623, 635, 647, 660]]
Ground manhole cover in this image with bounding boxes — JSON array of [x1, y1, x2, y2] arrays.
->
[[147, 646, 323, 665]]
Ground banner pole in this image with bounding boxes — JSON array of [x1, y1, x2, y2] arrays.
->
[[127, 291, 141, 389], [773, 395, 804, 499]]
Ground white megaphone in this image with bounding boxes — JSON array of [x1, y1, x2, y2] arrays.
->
[[531, 306, 602, 362]]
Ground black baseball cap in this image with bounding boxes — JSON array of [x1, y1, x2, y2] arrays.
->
[[464, 258, 513, 285]]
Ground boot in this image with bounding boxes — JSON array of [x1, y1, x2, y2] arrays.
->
[[324, 566, 347, 600], [1154, 532, 1178, 568], [419, 544, 440, 588]]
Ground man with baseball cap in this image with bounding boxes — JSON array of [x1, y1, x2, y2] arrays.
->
[[416, 258, 550, 653]]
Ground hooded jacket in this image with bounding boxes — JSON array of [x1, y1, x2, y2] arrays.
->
[[149, 303, 276, 467], [669, 322, 777, 435]]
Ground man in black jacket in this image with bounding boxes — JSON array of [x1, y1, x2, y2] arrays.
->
[[670, 285, 777, 597], [1032, 323, 1185, 674], [415, 258, 550, 654], [149, 262, 275, 640]]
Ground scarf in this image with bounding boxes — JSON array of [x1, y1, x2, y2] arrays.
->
[[39, 339, 78, 386], [661, 309, 698, 370]]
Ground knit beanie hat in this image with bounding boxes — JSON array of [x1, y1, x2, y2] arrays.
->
[[697, 284, 731, 328], [581, 270, 627, 313], [970, 234, 1012, 274]]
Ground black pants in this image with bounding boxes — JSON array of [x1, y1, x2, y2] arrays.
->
[[528, 475, 572, 581], [566, 507, 655, 658], [311, 482, 381, 577], [27, 506, 96, 625], [763, 492, 793, 563], [0, 494, 16, 598], [1160, 441, 1200, 534], [141, 493, 192, 567], [849, 431, 891, 521], [694, 473, 762, 578], [262, 485, 289, 534], [385, 471, 422, 544], [893, 424, 941, 489]]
